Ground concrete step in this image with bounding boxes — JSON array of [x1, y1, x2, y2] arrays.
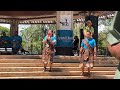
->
[[0, 63, 118, 67], [0, 59, 41, 63], [0, 55, 41, 59], [0, 59, 118, 64], [0, 56, 117, 79], [0, 71, 115, 77], [0, 55, 117, 60], [0, 75, 114, 79], [0, 67, 116, 72]]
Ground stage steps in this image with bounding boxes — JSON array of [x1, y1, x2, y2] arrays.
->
[[0, 55, 118, 79]]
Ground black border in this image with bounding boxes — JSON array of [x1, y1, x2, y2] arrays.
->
[[0, 79, 119, 89], [0, 0, 119, 89], [0, 0, 119, 10]]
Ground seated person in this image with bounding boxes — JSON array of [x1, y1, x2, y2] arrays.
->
[[10, 31, 22, 54], [1, 32, 11, 48], [19, 45, 29, 54]]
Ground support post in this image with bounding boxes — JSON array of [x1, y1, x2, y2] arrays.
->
[[56, 11, 73, 56]]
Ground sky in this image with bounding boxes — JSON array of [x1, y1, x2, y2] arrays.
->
[[98, 24, 106, 32], [0, 24, 31, 30], [0, 24, 10, 29], [0, 24, 31, 35]]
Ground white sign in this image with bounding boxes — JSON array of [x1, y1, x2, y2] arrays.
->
[[59, 15, 72, 30]]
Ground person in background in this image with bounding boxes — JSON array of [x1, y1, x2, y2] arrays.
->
[[83, 20, 94, 38], [73, 36, 79, 56], [10, 30, 22, 54], [53, 31, 56, 54], [41, 30, 56, 72], [1, 32, 11, 48]]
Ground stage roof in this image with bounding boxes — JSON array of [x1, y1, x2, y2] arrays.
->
[[0, 11, 115, 24]]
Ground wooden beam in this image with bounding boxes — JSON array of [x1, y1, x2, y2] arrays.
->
[[0, 15, 56, 20], [0, 11, 115, 24], [0, 11, 56, 16]]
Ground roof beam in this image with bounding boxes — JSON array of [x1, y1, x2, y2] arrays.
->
[[0, 11, 56, 16]]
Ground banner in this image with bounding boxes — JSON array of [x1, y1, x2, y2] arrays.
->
[[59, 15, 72, 30], [56, 30, 73, 47]]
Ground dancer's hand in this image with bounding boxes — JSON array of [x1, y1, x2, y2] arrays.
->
[[107, 43, 120, 61], [47, 36, 51, 40], [79, 54, 82, 58]]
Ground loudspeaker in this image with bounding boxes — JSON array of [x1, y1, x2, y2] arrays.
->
[[85, 15, 98, 47]]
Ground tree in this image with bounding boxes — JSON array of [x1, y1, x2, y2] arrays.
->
[[98, 31, 107, 55], [0, 26, 10, 36], [20, 24, 56, 54], [98, 17, 114, 55]]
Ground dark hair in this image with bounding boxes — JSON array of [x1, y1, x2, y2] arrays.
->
[[74, 36, 78, 39], [2, 31, 5, 34], [51, 30, 54, 36]]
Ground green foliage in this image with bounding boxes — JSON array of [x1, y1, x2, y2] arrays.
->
[[73, 21, 108, 55], [20, 24, 56, 54], [73, 23, 80, 37], [98, 31, 107, 48], [0, 26, 10, 36], [98, 31, 107, 55]]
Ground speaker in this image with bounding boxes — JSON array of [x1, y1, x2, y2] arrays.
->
[[85, 15, 98, 47]]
